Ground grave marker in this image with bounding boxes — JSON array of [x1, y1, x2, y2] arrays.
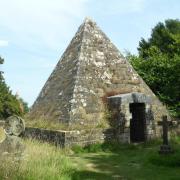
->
[[158, 115, 173, 154]]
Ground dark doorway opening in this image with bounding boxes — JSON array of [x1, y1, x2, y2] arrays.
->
[[130, 103, 146, 142]]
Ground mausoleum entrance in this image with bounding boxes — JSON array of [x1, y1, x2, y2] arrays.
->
[[130, 103, 146, 142], [107, 93, 155, 143]]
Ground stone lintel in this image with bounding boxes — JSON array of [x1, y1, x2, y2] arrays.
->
[[107, 92, 152, 104]]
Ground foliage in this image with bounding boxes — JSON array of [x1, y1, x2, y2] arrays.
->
[[0, 57, 4, 81], [0, 81, 22, 118], [18, 97, 29, 114], [138, 19, 180, 58], [127, 19, 180, 117], [0, 57, 29, 119]]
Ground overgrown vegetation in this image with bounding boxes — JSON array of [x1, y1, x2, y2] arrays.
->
[[0, 139, 75, 180], [1, 138, 180, 179], [127, 19, 180, 118], [0, 57, 29, 119]]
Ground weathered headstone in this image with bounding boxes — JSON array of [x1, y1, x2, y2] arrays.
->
[[158, 115, 173, 154], [4, 115, 25, 136], [0, 115, 25, 157]]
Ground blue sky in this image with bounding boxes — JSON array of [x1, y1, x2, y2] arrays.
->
[[0, 0, 179, 106]]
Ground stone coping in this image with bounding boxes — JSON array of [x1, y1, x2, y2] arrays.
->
[[25, 126, 112, 133], [107, 92, 152, 104]]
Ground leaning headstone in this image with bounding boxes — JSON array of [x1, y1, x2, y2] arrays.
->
[[158, 115, 173, 154], [0, 115, 25, 158]]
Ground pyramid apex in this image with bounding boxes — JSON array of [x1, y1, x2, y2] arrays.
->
[[83, 17, 96, 25]]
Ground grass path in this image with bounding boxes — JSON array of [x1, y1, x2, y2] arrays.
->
[[69, 143, 180, 180], [70, 153, 126, 179], [0, 138, 180, 179]]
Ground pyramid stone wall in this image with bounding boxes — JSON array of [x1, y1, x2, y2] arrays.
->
[[29, 18, 169, 132], [30, 23, 85, 122]]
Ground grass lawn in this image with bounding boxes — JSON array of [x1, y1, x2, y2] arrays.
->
[[0, 137, 180, 180], [71, 143, 180, 180]]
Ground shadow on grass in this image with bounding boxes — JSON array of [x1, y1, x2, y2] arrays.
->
[[72, 170, 119, 180], [71, 140, 180, 180]]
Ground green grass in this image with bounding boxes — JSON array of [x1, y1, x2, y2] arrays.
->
[[0, 138, 180, 180], [0, 139, 75, 180], [71, 139, 180, 180], [71, 139, 180, 179]]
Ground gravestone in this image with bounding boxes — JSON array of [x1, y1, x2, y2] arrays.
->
[[0, 115, 25, 157], [4, 115, 25, 136], [158, 115, 173, 154]]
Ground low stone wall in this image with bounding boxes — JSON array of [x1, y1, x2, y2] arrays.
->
[[23, 127, 115, 147], [22, 128, 66, 147]]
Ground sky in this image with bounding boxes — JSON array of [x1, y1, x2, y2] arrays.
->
[[0, 0, 179, 106]]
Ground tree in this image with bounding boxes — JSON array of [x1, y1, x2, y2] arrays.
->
[[128, 19, 180, 117], [0, 57, 29, 119], [138, 19, 180, 58], [0, 57, 4, 81], [17, 97, 29, 114]]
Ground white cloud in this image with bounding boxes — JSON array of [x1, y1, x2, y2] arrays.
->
[[0, 40, 8, 47]]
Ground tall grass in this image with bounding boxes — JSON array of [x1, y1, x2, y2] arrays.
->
[[0, 139, 75, 180], [0, 137, 180, 179]]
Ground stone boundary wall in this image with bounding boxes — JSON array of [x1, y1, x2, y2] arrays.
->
[[22, 127, 115, 147]]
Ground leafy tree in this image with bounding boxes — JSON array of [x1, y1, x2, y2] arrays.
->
[[128, 19, 180, 117], [0, 57, 4, 81], [0, 57, 29, 119], [18, 97, 29, 114], [138, 19, 180, 58]]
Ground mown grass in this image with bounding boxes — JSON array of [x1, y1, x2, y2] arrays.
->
[[0, 137, 180, 180]]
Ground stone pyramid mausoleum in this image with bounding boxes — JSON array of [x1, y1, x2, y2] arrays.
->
[[29, 18, 169, 137]]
